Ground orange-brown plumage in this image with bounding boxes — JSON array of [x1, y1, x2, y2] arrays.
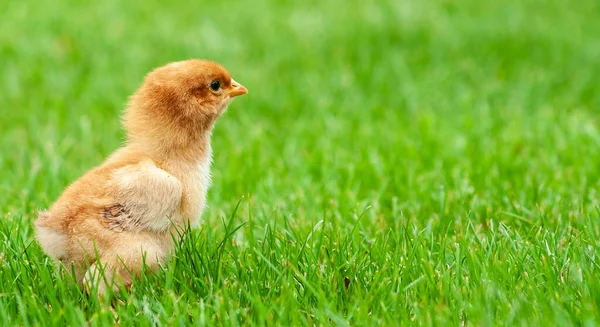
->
[[34, 59, 247, 293]]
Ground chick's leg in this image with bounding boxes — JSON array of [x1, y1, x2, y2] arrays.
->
[[82, 231, 172, 295]]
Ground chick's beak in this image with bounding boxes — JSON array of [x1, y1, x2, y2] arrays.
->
[[229, 79, 248, 97]]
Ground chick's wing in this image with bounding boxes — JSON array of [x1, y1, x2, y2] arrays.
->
[[103, 160, 182, 233]]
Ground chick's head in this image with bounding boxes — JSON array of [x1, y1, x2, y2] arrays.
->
[[124, 59, 247, 147]]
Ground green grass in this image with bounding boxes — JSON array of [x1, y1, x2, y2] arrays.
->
[[2, 0, 600, 325]]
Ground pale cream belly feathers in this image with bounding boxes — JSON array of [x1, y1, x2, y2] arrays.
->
[[166, 147, 213, 228]]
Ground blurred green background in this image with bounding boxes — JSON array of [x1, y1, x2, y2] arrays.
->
[[2, 0, 600, 220], [1, 0, 600, 325]]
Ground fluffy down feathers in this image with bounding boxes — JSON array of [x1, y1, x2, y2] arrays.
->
[[35, 59, 247, 293]]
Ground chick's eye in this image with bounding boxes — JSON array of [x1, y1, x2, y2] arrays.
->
[[210, 80, 221, 92]]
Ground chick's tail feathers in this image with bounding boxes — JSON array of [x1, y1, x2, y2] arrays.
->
[[34, 210, 68, 262], [34, 210, 50, 226]]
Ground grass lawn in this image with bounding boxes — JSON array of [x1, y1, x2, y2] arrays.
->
[[2, 0, 600, 325]]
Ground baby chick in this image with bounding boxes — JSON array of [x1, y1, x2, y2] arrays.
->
[[34, 59, 247, 293]]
